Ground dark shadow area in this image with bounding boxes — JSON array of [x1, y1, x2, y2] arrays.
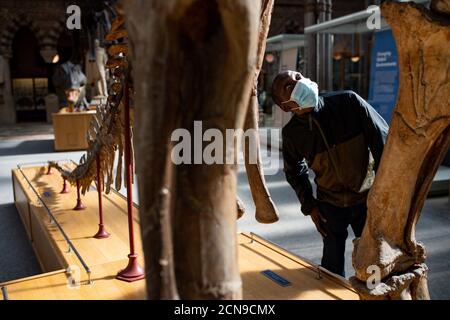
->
[[0, 203, 42, 283], [0, 139, 54, 156]]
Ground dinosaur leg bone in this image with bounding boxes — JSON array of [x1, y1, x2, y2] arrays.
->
[[351, 1, 450, 300]]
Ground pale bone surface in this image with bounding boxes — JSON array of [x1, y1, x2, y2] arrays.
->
[[124, 0, 276, 299], [351, 0, 450, 300]]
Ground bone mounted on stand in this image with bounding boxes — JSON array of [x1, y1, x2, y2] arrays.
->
[[125, 0, 268, 299], [171, 0, 260, 298], [123, 0, 180, 299], [243, 94, 279, 223], [242, 0, 280, 224], [351, 0, 450, 300]]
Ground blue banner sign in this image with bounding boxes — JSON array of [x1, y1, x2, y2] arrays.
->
[[368, 29, 399, 124]]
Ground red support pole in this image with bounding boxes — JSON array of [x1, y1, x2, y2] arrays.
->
[[73, 179, 86, 210], [60, 177, 70, 194], [94, 155, 110, 239], [116, 79, 145, 282]]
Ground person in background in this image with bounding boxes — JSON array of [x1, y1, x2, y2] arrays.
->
[[271, 70, 389, 276]]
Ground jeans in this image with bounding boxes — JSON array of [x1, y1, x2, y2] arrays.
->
[[318, 200, 367, 277]]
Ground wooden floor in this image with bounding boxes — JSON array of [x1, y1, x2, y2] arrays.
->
[[1, 164, 358, 300]]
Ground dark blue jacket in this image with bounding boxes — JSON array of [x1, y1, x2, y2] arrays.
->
[[282, 90, 389, 215]]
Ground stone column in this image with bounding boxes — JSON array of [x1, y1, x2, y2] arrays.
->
[[316, 0, 333, 92], [304, 0, 317, 81], [324, 0, 333, 91], [0, 53, 16, 124]]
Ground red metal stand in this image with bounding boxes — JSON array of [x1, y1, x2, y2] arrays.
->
[[73, 179, 86, 210], [60, 177, 70, 194], [116, 80, 145, 282], [94, 155, 110, 239]]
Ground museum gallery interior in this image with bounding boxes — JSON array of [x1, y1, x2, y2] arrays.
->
[[0, 0, 449, 301]]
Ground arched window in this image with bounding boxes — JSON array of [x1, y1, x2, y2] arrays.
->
[[11, 27, 48, 122]]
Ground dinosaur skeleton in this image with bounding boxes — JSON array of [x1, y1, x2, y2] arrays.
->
[[49, 2, 279, 226], [49, 10, 132, 196], [48, 0, 278, 299]]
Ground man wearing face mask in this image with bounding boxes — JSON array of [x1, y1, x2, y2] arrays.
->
[[272, 70, 389, 277]]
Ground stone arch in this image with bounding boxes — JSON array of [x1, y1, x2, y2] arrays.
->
[[41, 17, 68, 52], [0, 13, 46, 58]]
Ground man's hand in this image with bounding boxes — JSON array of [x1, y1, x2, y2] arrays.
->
[[310, 206, 328, 238]]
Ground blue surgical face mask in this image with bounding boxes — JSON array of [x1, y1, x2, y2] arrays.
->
[[282, 78, 319, 110]]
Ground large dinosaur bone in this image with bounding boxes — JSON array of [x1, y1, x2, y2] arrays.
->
[[242, 0, 279, 224], [124, 0, 273, 299], [351, 0, 450, 300]]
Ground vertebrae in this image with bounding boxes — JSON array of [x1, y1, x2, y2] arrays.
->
[[49, 10, 131, 196]]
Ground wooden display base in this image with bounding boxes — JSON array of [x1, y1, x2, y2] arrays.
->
[[52, 111, 96, 151], [1, 163, 358, 300]]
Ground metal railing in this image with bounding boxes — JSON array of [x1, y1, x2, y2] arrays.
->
[[17, 161, 92, 285], [1, 286, 8, 300], [247, 232, 355, 291]]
